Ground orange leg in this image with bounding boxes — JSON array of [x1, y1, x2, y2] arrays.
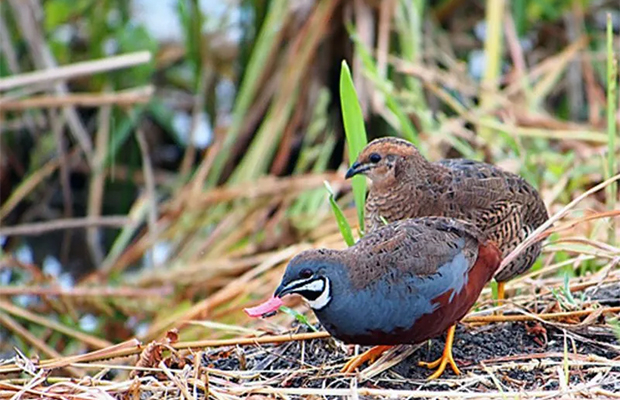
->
[[497, 281, 505, 304], [418, 324, 460, 380], [495, 281, 506, 314], [341, 345, 392, 373]]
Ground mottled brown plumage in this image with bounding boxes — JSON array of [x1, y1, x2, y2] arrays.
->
[[346, 137, 549, 283], [291, 217, 484, 289]]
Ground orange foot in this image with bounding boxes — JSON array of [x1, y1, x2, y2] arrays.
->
[[341, 345, 392, 373], [418, 324, 460, 380]]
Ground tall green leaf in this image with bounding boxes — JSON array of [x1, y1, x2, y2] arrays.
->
[[324, 182, 355, 247], [339, 61, 368, 232]]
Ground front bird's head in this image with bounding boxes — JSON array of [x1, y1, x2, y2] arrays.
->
[[345, 137, 423, 185], [274, 249, 348, 311]]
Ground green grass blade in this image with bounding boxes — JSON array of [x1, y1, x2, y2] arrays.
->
[[610, 318, 620, 343], [393, 0, 433, 134], [479, 0, 506, 142], [324, 181, 355, 247], [279, 306, 319, 332], [339, 61, 368, 231], [606, 13, 617, 245], [347, 26, 421, 147], [100, 196, 150, 274], [205, 1, 288, 187]]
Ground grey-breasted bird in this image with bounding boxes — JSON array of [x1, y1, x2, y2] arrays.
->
[[273, 217, 502, 379]]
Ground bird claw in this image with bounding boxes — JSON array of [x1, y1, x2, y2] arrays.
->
[[418, 324, 460, 380], [418, 351, 460, 380], [341, 345, 391, 373]]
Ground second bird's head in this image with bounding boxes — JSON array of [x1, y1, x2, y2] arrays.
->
[[274, 249, 347, 311], [345, 137, 421, 183]]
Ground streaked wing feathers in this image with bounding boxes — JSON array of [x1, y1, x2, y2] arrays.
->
[[346, 218, 482, 288]]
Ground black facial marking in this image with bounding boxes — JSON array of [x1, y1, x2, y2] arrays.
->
[[298, 290, 320, 301]]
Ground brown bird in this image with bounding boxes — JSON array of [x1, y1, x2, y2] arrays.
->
[[345, 137, 548, 302], [267, 217, 502, 379]]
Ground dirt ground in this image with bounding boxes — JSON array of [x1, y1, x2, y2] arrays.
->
[[4, 283, 619, 399], [189, 283, 620, 398], [204, 320, 619, 393]]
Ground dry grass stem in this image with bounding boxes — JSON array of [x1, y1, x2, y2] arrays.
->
[[0, 86, 154, 109], [0, 51, 152, 91]]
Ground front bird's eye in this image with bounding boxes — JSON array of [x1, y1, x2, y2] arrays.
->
[[369, 153, 381, 163], [300, 269, 313, 279]]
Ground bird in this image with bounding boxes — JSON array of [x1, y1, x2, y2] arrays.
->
[[272, 217, 502, 379], [345, 137, 548, 303]]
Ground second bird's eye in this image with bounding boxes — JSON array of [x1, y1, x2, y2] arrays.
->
[[369, 153, 382, 163], [300, 269, 313, 279]]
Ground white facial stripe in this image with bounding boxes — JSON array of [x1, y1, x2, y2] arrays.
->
[[306, 277, 331, 310], [283, 277, 317, 293], [294, 279, 324, 293]]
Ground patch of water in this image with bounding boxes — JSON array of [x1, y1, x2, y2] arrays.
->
[[172, 111, 213, 149], [132, 0, 242, 43], [79, 314, 99, 332], [14, 244, 33, 265]]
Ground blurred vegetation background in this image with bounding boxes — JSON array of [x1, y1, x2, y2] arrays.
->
[[0, 0, 618, 363]]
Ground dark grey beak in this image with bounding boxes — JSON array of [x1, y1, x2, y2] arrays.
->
[[345, 161, 368, 179], [274, 282, 291, 298]]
